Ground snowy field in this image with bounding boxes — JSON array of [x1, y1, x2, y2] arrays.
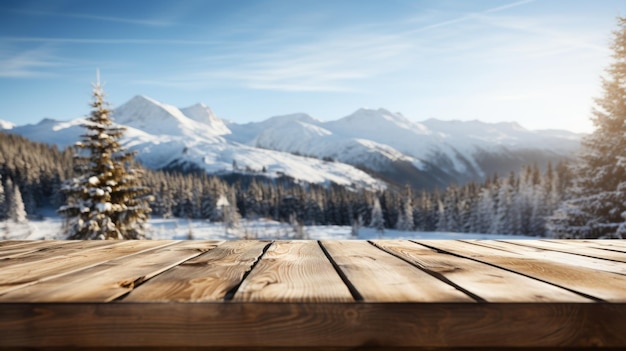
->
[[1, 212, 541, 241]]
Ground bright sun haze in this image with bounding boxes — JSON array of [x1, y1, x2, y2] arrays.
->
[[0, 0, 623, 133]]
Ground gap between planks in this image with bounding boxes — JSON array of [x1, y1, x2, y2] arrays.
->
[[0, 241, 224, 302], [414, 240, 626, 302]]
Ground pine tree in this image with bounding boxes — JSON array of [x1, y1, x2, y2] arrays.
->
[[549, 17, 626, 239], [494, 176, 513, 234], [59, 74, 151, 239], [370, 196, 385, 236], [6, 178, 27, 223], [475, 186, 495, 234], [396, 185, 414, 231]]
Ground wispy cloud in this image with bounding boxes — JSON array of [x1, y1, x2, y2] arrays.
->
[[113, 0, 607, 98], [0, 46, 60, 78], [9, 8, 172, 27], [411, 0, 537, 33], [177, 32, 412, 93], [1, 36, 219, 46], [472, 14, 609, 54], [484, 0, 537, 13]]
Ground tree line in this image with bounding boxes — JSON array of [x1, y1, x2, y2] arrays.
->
[[0, 130, 573, 237]]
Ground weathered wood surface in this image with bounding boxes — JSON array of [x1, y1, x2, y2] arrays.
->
[[233, 240, 353, 302], [0, 239, 625, 350]]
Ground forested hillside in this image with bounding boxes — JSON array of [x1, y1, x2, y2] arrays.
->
[[0, 131, 572, 236]]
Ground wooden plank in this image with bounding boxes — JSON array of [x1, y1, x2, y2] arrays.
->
[[578, 239, 626, 250], [416, 240, 626, 302], [372, 240, 590, 302], [321, 240, 473, 302], [0, 240, 172, 296], [0, 240, 73, 259], [0, 240, 119, 269], [233, 240, 353, 302], [545, 239, 626, 253], [585, 239, 626, 248], [0, 240, 223, 302], [0, 240, 35, 248], [468, 240, 626, 275], [528, 240, 626, 262], [123, 240, 268, 302], [1, 302, 625, 349]]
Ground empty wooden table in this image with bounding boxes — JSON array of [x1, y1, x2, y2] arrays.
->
[[1, 239, 625, 350]]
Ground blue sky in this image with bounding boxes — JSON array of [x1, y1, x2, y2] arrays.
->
[[0, 0, 623, 132]]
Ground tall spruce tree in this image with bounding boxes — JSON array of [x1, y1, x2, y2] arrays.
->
[[396, 185, 414, 231], [59, 74, 151, 239], [549, 17, 626, 238], [370, 196, 385, 235], [6, 178, 27, 223]]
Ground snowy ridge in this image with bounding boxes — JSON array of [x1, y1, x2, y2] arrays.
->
[[5, 95, 582, 190], [240, 108, 581, 183], [0, 119, 15, 130], [6, 96, 385, 190], [180, 103, 231, 135]]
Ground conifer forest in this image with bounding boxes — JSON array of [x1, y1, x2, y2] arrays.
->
[[0, 129, 573, 237]]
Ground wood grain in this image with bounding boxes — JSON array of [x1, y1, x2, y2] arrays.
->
[[545, 239, 626, 253], [417, 240, 626, 302], [123, 240, 268, 302], [373, 240, 589, 302], [321, 240, 473, 302], [0, 240, 120, 269], [516, 239, 626, 262], [0, 240, 171, 296], [1, 302, 625, 349], [0, 240, 32, 248], [1, 240, 626, 350], [0, 240, 72, 259], [468, 240, 626, 275], [233, 240, 353, 302], [0, 241, 222, 302]]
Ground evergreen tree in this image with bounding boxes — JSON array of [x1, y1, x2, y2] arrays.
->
[[59, 74, 151, 239], [218, 190, 241, 235], [549, 17, 626, 238], [370, 196, 385, 236], [475, 186, 495, 234], [494, 176, 513, 234], [396, 185, 414, 231], [6, 178, 27, 223]]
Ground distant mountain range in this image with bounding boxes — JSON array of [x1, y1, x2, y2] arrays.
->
[[0, 95, 583, 190]]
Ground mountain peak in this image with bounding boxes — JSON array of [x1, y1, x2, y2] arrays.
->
[[335, 108, 427, 134], [114, 95, 180, 126], [0, 119, 15, 130], [126, 94, 161, 107], [180, 103, 230, 135], [264, 113, 320, 126]]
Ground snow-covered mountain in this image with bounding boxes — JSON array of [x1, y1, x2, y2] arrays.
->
[[2, 96, 583, 190], [3, 97, 384, 190], [0, 119, 15, 130], [230, 108, 582, 188]]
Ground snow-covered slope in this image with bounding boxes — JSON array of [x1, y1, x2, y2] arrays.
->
[[179, 103, 231, 135], [114, 95, 229, 141], [232, 108, 582, 187], [6, 96, 384, 190], [6, 118, 84, 147], [0, 119, 15, 130]]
